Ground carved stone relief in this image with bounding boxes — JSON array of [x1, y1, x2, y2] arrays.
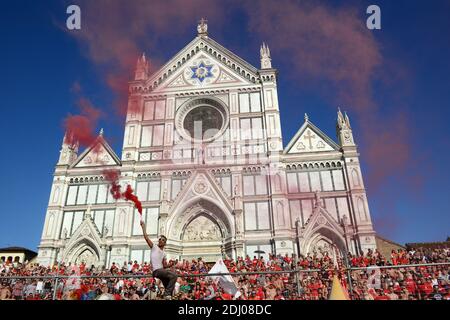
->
[[182, 216, 221, 241]]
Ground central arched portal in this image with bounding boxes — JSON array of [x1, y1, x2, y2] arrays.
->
[[181, 214, 223, 262], [168, 198, 234, 262], [302, 227, 347, 264]]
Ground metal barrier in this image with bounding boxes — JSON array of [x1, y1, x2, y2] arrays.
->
[[1, 262, 449, 300]]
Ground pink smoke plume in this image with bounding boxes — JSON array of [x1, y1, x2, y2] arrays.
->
[[68, 0, 225, 117], [243, 0, 421, 236], [103, 169, 143, 217], [63, 97, 103, 152], [245, 3, 417, 178]]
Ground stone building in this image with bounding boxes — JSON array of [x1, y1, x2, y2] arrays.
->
[[37, 20, 377, 267]]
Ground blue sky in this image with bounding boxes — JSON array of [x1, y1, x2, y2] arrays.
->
[[0, 0, 449, 251]]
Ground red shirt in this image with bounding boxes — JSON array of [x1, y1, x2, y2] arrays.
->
[[221, 292, 232, 300], [419, 283, 433, 295], [256, 289, 265, 300], [405, 279, 417, 293]]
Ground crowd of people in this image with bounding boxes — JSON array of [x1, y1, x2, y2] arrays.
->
[[0, 247, 449, 300]]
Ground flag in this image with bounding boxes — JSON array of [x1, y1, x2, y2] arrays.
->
[[208, 259, 241, 299], [329, 275, 349, 300]]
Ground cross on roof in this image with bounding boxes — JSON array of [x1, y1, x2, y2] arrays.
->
[[304, 130, 316, 149], [197, 18, 208, 35]]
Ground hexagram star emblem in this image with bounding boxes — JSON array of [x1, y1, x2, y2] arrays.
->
[[191, 62, 213, 82]]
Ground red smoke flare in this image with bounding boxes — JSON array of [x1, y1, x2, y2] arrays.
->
[[103, 169, 122, 200], [123, 185, 143, 216], [103, 169, 143, 216]]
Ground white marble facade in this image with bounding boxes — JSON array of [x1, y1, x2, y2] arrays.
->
[[37, 21, 377, 267]]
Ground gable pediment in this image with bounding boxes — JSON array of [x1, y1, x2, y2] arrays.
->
[[72, 137, 121, 168], [169, 170, 233, 215], [284, 120, 340, 154], [63, 212, 103, 255], [140, 36, 260, 93], [152, 52, 256, 93], [302, 203, 344, 238]]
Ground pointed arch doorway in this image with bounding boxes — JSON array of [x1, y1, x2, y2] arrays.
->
[[302, 227, 347, 264], [181, 213, 224, 262], [64, 238, 101, 267], [168, 198, 233, 262]]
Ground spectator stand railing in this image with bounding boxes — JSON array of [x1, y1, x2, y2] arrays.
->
[[1, 262, 449, 300], [345, 261, 450, 299]]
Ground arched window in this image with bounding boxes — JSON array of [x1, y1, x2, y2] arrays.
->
[[14, 256, 20, 263], [357, 197, 367, 221]]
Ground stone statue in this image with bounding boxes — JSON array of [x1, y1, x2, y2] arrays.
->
[[63, 228, 68, 239], [235, 211, 242, 235], [314, 191, 322, 208], [103, 224, 109, 237], [341, 215, 349, 226], [197, 18, 208, 35], [85, 205, 93, 220]]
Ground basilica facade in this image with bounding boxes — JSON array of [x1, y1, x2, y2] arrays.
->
[[37, 21, 377, 267]]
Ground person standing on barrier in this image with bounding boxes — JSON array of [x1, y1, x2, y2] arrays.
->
[[140, 220, 177, 300]]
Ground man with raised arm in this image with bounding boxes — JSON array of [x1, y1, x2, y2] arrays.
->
[[140, 220, 178, 300]]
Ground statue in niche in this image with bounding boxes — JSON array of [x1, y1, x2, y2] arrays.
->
[[63, 228, 68, 239], [341, 215, 349, 226], [159, 216, 166, 235], [235, 212, 242, 235], [103, 224, 109, 237], [314, 191, 322, 208]]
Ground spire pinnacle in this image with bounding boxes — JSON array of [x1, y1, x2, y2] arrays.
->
[[99, 128, 104, 136], [135, 52, 149, 80], [304, 113, 309, 121], [344, 112, 351, 128], [260, 42, 272, 69]]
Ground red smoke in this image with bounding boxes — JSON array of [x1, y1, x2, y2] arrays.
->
[[244, 1, 417, 190], [103, 169, 143, 216], [103, 169, 122, 200], [64, 97, 103, 149], [68, 0, 225, 117], [123, 185, 143, 215]]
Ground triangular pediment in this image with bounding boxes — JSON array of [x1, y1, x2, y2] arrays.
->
[[63, 212, 103, 259], [169, 170, 233, 215], [284, 119, 340, 154], [302, 202, 344, 238], [72, 136, 121, 168], [145, 36, 259, 93]]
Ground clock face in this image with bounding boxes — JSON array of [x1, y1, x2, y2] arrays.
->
[[183, 105, 224, 141]]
